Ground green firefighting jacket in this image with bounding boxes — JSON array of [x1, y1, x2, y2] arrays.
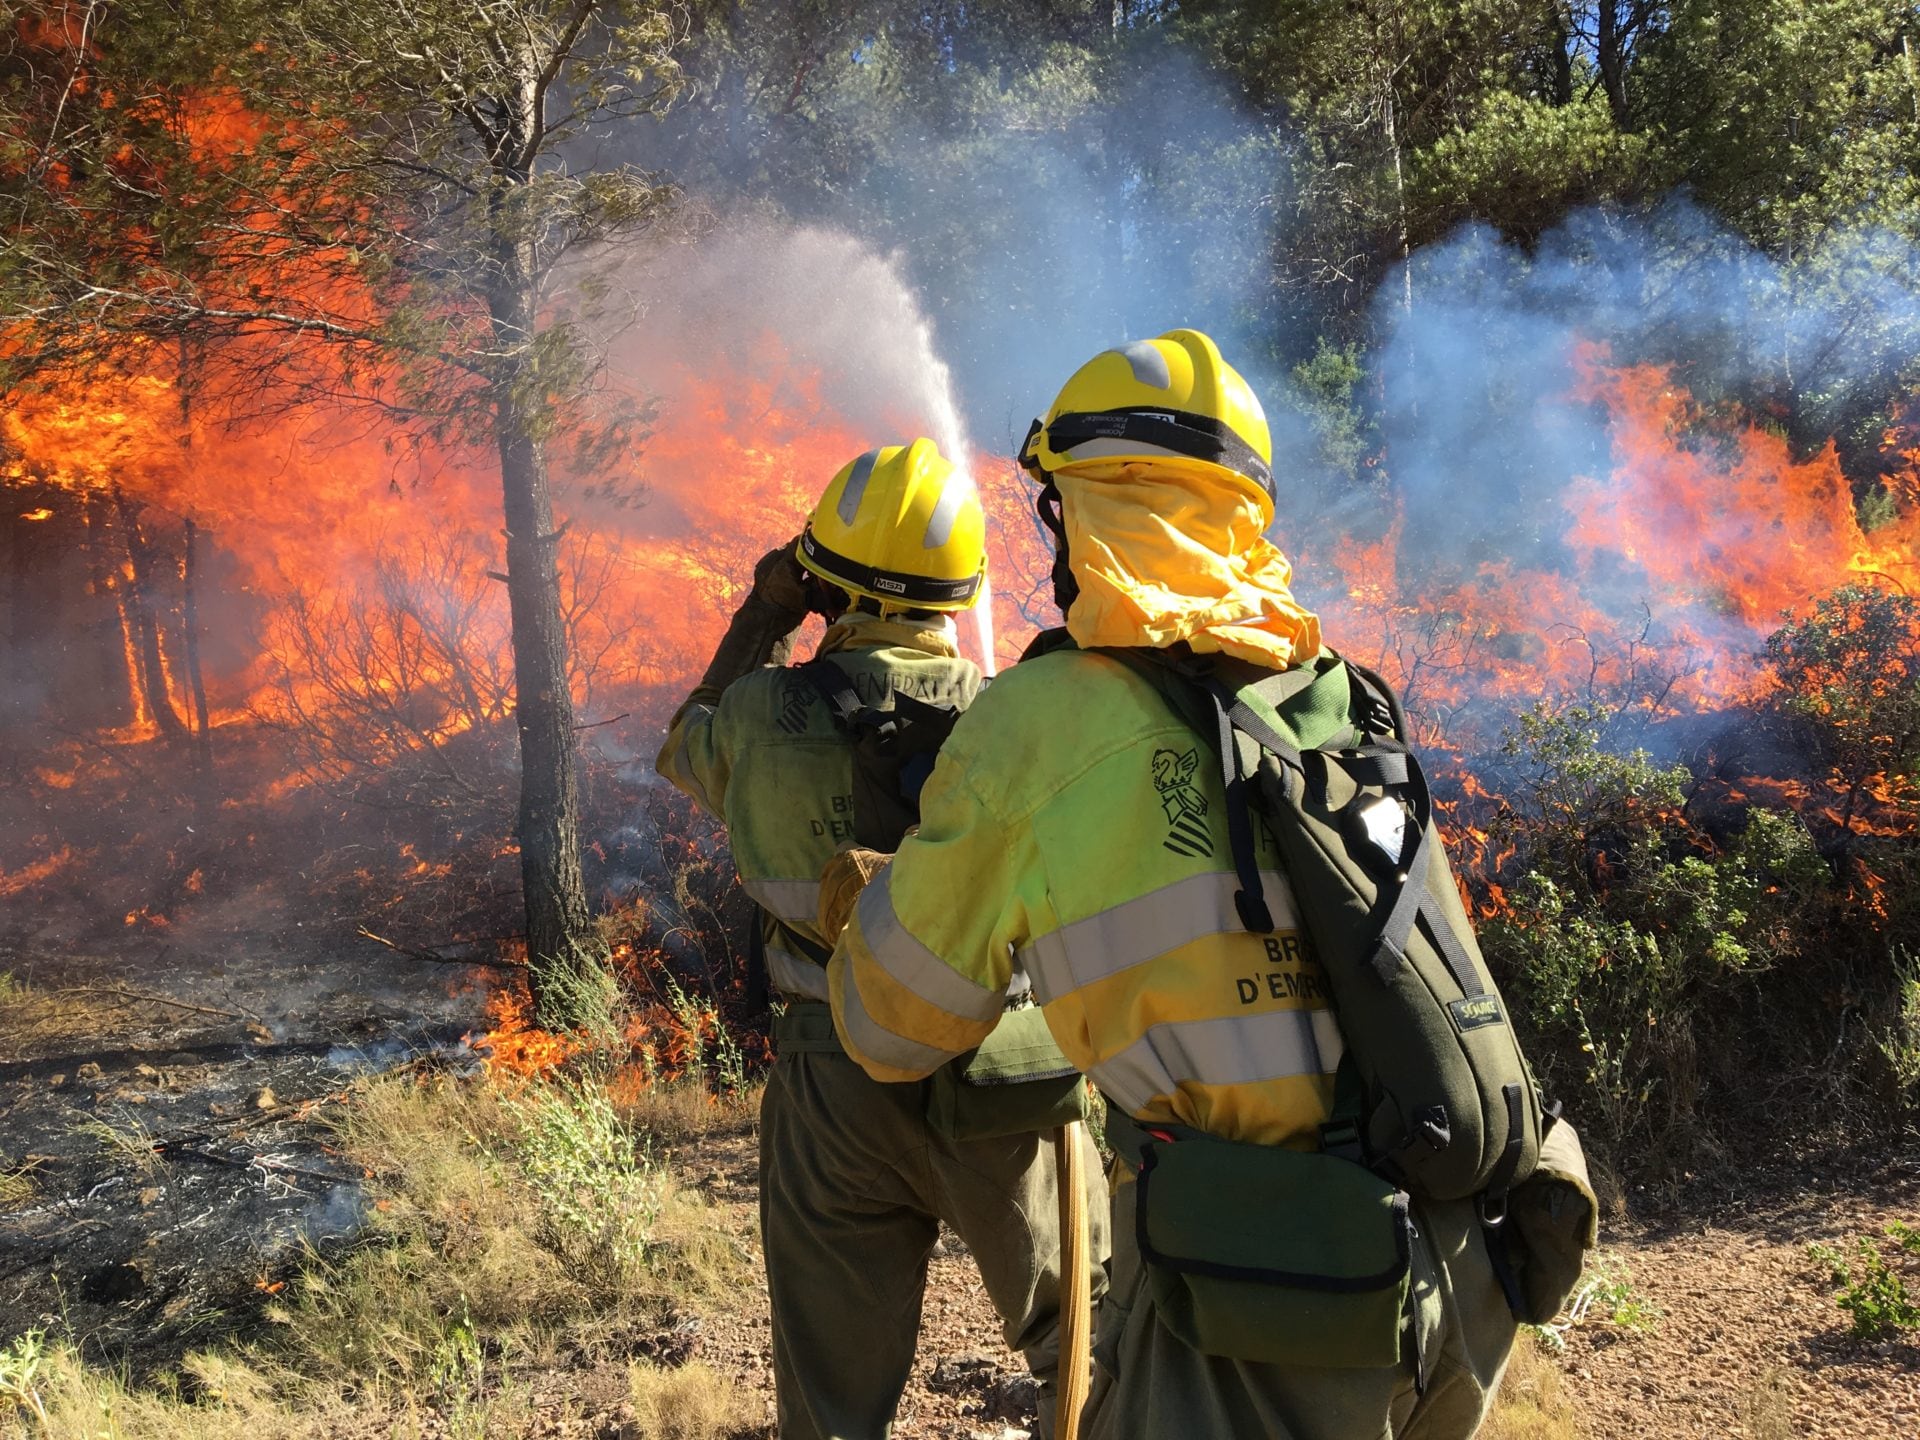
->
[[828, 646, 1351, 1147], [655, 613, 982, 1002]]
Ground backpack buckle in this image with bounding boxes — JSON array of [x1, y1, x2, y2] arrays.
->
[[1477, 1189, 1510, 1229], [1319, 1119, 1364, 1165]]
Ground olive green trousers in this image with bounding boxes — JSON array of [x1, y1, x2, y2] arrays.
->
[[759, 1047, 1110, 1440], [1080, 1175, 1517, 1440]]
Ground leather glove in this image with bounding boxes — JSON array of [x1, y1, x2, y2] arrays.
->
[[687, 539, 812, 705], [818, 844, 891, 942], [751, 540, 815, 614]]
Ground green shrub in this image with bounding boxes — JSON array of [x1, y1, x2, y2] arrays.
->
[[1879, 950, 1920, 1113], [507, 1074, 666, 1296], [1809, 1230, 1920, 1340], [1478, 704, 1827, 1169]]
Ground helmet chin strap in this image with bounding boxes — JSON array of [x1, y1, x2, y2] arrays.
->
[[1035, 479, 1080, 618]]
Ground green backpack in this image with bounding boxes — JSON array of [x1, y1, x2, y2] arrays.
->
[[1113, 646, 1546, 1215], [798, 657, 962, 852]]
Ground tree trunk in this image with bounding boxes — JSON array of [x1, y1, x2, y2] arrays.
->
[[1597, 1, 1631, 130], [182, 517, 214, 778], [1375, 1, 1415, 419], [1549, 1, 1575, 107], [82, 491, 136, 729], [1, 498, 26, 777], [111, 485, 187, 740], [178, 340, 215, 783], [486, 125, 614, 1031]]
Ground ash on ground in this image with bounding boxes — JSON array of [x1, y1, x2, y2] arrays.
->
[[0, 927, 488, 1371]]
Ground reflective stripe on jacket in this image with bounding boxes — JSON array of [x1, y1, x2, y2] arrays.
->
[[830, 647, 1348, 1148], [655, 613, 982, 999]]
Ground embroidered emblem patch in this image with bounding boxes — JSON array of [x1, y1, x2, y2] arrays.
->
[[1152, 748, 1213, 858], [776, 675, 813, 735]]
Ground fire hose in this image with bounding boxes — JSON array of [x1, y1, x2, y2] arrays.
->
[[1053, 1118, 1091, 1440]]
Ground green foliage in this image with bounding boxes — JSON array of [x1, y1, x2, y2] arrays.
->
[[1291, 338, 1374, 485], [1574, 1251, 1660, 1332], [0, 1327, 51, 1428], [1635, 0, 1920, 255], [1878, 950, 1920, 1111], [1413, 88, 1656, 243], [1859, 485, 1903, 534], [1531, 1249, 1660, 1354], [1480, 703, 1828, 1164], [662, 979, 749, 1101], [506, 1074, 666, 1294], [1809, 1230, 1920, 1340]]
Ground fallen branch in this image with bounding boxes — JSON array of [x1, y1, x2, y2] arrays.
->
[[153, 1139, 343, 1188], [52, 986, 242, 1021], [356, 927, 525, 969]]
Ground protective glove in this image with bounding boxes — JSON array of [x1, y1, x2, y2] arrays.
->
[[818, 844, 891, 942], [750, 540, 815, 614], [686, 539, 813, 705]]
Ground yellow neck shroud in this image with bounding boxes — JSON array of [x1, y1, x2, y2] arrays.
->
[[1056, 463, 1321, 669]]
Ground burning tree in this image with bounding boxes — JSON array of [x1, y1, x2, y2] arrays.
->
[[2, 1, 689, 1027]]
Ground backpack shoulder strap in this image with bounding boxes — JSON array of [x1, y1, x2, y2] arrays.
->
[[1339, 654, 1408, 743]]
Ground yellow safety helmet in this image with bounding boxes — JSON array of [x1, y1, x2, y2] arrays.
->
[[1018, 328, 1274, 511], [796, 437, 986, 611]]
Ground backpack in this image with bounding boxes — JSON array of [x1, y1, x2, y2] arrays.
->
[[1109, 646, 1547, 1217], [802, 655, 1091, 1140], [798, 658, 965, 852]]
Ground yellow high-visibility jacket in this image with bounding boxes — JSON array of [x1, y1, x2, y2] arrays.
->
[[829, 647, 1351, 1147], [656, 613, 981, 1001]]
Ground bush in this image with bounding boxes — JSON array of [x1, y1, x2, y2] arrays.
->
[[1479, 704, 1828, 1171], [1763, 585, 1920, 853], [1810, 1227, 1920, 1340], [507, 1075, 666, 1296]]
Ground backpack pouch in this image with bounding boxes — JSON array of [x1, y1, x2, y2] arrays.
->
[[926, 1005, 1092, 1142], [1503, 1115, 1599, 1324], [1136, 1133, 1411, 1368]]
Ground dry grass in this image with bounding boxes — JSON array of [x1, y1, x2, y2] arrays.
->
[[0, 1162, 40, 1209], [627, 1359, 755, 1439], [617, 1074, 762, 1147], [284, 1069, 751, 1381], [1, 1068, 756, 1440], [0, 973, 129, 1059], [1481, 1330, 1587, 1440], [1738, 1365, 1795, 1440], [0, 1338, 376, 1440], [69, 1108, 161, 1175]]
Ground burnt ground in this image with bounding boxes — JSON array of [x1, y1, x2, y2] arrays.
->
[[0, 914, 491, 1372]]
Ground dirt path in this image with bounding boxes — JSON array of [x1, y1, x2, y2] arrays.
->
[[1557, 1152, 1920, 1440], [686, 1124, 1920, 1440]]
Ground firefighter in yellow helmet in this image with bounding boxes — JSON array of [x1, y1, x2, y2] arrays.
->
[[655, 437, 1107, 1440], [823, 337, 1527, 1438]]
